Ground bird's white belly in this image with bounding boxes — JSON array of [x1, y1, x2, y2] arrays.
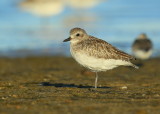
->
[[133, 49, 152, 60], [71, 49, 132, 72]]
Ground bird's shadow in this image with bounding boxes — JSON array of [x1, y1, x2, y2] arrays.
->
[[37, 82, 110, 89]]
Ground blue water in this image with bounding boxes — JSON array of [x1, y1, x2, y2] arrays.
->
[[0, 0, 160, 57]]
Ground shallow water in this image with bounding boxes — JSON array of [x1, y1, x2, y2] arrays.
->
[[0, 0, 160, 57]]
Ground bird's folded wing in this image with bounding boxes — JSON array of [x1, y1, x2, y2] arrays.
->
[[77, 37, 135, 61], [132, 39, 152, 51]]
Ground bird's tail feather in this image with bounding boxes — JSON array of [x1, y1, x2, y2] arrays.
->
[[131, 64, 139, 69]]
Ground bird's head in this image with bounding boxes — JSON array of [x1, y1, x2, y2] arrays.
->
[[63, 27, 88, 43]]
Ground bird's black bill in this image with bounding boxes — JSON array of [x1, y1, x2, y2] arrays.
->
[[63, 37, 71, 42]]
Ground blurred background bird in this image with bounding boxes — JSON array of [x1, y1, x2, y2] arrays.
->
[[132, 33, 153, 60], [20, 0, 64, 17]]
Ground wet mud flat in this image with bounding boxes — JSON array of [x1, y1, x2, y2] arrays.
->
[[0, 57, 160, 114]]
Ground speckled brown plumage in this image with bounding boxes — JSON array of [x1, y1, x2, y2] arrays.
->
[[132, 38, 153, 52], [72, 36, 135, 61]]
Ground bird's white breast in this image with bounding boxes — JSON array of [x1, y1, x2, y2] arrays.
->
[[133, 49, 153, 60], [70, 47, 132, 72]]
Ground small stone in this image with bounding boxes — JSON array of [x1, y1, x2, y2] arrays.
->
[[43, 78, 49, 81], [12, 94, 18, 98], [154, 94, 160, 97], [120, 86, 127, 89], [1, 97, 7, 100], [142, 94, 146, 97]]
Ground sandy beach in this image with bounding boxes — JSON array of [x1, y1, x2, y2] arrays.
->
[[0, 57, 160, 114]]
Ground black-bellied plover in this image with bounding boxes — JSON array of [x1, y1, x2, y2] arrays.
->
[[63, 28, 138, 89], [132, 33, 153, 60]]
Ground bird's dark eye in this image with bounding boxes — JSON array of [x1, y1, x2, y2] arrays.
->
[[76, 33, 80, 36]]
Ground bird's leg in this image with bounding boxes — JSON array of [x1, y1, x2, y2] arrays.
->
[[95, 72, 98, 89]]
